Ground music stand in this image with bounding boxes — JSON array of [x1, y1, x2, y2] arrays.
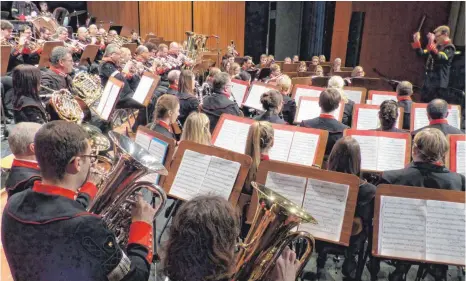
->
[[1, 46, 11, 76], [79, 44, 99, 66], [144, 34, 157, 43], [38, 41, 64, 68], [132, 72, 160, 107], [312, 76, 331, 87], [109, 25, 123, 35], [351, 77, 394, 91], [257, 68, 271, 81], [122, 43, 137, 54]]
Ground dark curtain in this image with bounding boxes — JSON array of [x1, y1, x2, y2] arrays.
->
[[245, 1, 269, 63], [300, 1, 327, 60]]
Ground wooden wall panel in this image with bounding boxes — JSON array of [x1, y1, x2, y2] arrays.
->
[[193, 1, 245, 56], [139, 1, 192, 43], [87, 1, 139, 33], [330, 2, 352, 63]]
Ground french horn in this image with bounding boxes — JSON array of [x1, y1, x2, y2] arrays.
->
[[43, 86, 84, 123], [72, 72, 103, 106]]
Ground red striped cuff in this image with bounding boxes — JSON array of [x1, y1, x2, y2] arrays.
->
[[79, 182, 98, 200], [128, 221, 153, 262], [427, 43, 438, 54], [411, 41, 421, 49]]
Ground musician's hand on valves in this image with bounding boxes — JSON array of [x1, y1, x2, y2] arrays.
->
[[131, 192, 156, 225], [122, 61, 134, 74], [88, 162, 104, 186], [268, 247, 300, 281], [19, 36, 27, 46], [413, 32, 420, 42], [427, 32, 435, 42]]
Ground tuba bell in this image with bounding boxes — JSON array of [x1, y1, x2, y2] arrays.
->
[[233, 182, 317, 281], [43, 86, 85, 123], [88, 131, 168, 246]]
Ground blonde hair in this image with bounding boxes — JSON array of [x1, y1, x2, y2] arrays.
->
[[351, 66, 364, 77], [413, 128, 449, 163], [229, 63, 241, 77], [319, 55, 326, 61], [312, 56, 319, 61], [270, 63, 280, 73], [245, 121, 274, 192], [433, 25, 450, 36], [327, 76, 348, 103], [277, 75, 292, 93], [180, 112, 211, 145]]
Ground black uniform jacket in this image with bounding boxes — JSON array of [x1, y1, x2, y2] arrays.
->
[[355, 181, 377, 227], [380, 162, 465, 191], [176, 91, 199, 126], [397, 97, 412, 130], [11, 1, 39, 18], [411, 119, 464, 137], [147, 120, 176, 140], [5, 159, 40, 198], [40, 67, 73, 96], [342, 100, 354, 127], [300, 114, 349, 157], [2, 181, 153, 281], [253, 110, 286, 124], [201, 91, 242, 133], [13, 96, 48, 124], [282, 95, 296, 125]]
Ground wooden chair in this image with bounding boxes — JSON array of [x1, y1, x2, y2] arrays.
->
[[341, 67, 354, 72], [333, 71, 352, 78], [298, 71, 315, 77], [283, 63, 299, 72], [312, 76, 331, 87], [291, 77, 312, 86], [283, 72, 298, 78], [274, 61, 284, 70]]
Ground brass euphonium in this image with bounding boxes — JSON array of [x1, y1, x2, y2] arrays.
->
[[233, 182, 317, 281], [88, 131, 168, 246]]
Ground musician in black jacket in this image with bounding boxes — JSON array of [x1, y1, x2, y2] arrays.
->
[[412, 26, 455, 103], [375, 100, 405, 132], [328, 76, 354, 127], [276, 75, 296, 125], [253, 90, 286, 124], [300, 88, 349, 158], [176, 70, 199, 126], [379, 128, 464, 281], [40, 46, 74, 96], [411, 98, 463, 136], [201, 72, 242, 132], [2, 121, 154, 281], [396, 81, 413, 130], [11, 1, 39, 19], [147, 94, 179, 140]]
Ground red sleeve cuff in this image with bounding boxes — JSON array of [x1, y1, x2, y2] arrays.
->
[[22, 47, 31, 55], [411, 41, 421, 49], [128, 221, 153, 262], [79, 182, 98, 200], [427, 43, 438, 54], [124, 72, 133, 79], [99, 44, 106, 50]]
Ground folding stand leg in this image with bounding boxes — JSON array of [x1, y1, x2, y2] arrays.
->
[[415, 264, 426, 281], [355, 239, 368, 280], [157, 200, 180, 247]]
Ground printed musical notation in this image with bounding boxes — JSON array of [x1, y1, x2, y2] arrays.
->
[[214, 119, 251, 154], [265, 172, 306, 206], [351, 135, 406, 171], [135, 131, 169, 184], [456, 141, 465, 176]]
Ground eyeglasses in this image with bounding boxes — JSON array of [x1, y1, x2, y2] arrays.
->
[[69, 154, 98, 164]]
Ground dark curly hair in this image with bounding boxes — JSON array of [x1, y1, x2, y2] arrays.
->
[[260, 90, 283, 113], [379, 100, 398, 130], [162, 196, 240, 281]]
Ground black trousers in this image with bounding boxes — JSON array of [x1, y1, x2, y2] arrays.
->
[[1, 76, 14, 118]]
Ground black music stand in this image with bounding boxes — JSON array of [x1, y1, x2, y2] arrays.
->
[[257, 68, 271, 81], [109, 25, 123, 35]]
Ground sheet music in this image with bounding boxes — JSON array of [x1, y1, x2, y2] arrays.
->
[[376, 137, 406, 171], [371, 94, 397, 106], [265, 171, 306, 206], [296, 99, 321, 123], [214, 119, 250, 154], [135, 131, 152, 150], [356, 108, 379, 130], [379, 196, 426, 260], [101, 83, 121, 120], [294, 87, 321, 103], [200, 156, 241, 200], [414, 108, 429, 130], [169, 150, 211, 200], [135, 133, 168, 185], [351, 135, 378, 170], [456, 141, 466, 176], [300, 178, 349, 242], [133, 75, 154, 104], [231, 81, 248, 108], [96, 81, 112, 116], [447, 107, 460, 129], [287, 132, 320, 166], [244, 84, 268, 110], [344, 89, 362, 104], [426, 200, 465, 264], [269, 129, 294, 162]]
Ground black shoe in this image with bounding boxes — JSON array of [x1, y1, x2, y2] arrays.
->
[[388, 270, 406, 281], [342, 257, 357, 279]]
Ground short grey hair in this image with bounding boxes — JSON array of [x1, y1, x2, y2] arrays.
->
[[50, 46, 71, 65], [328, 76, 345, 90], [104, 44, 120, 57], [135, 45, 148, 55], [55, 26, 68, 35], [167, 70, 181, 84], [8, 122, 42, 156], [212, 72, 230, 93]]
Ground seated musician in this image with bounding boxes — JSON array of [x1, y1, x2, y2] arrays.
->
[[300, 88, 349, 158], [154, 43, 170, 76], [131, 31, 141, 46], [166, 70, 181, 96], [40, 46, 73, 96], [266, 63, 283, 85], [316, 136, 376, 279], [375, 100, 404, 132], [38, 2, 52, 17], [396, 81, 413, 130], [254, 90, 286, 124], [55, 26, 69, 42], [228, 62, 241, 78], [201, 72, 242, 132], [277, 75, 296, 125], [311, 56, 319, 66], [176, 70, 200, 126], [241, 56, 254, 71], [233, 71, 251, 83], [98, 27, 108, 38], [351, 66, 365, 78], [2, 120, 154, 281], [5, 122, 42, 198], [222, 59, 231, 73], [1, 20, 24, 73], [328, 75, 354, 127], [244, 121, 274, 193], [297, 61, 307, 72], [107, 29, 118, 44], [134, 45, 152, 68], [120, 47, 141, 91], [162, 195, 299, 281], [411, 98, 463, 136], [267, 54, 275, 65], [169, 41, 191, 66], [147, 94, 179, 140], [319, 54, 326, 63], [225, 54, 235, 64], [13, 65, 48, 124], [312, 65, 324, 77], [88, 24, 98, 37], [379, 128, 464, 281], [39, 27, 52, 41], [292, 55, 299, 63], [11, 1, 39, 20], [199, 67, 221, 99], [284, 57, 292, 64], [144, 42, 158, 57], [331, 57, 342, 73], [257, 54, 268, 68], [19, 26, 40, 65], [180, 112, 212, 145]]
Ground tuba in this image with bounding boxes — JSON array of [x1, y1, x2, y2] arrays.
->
[[88, 131, 168, 246], [233, 182, 317, 281], [72, 72, 103, 106]]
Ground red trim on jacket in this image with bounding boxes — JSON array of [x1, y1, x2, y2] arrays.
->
[[157, 120, 172, 132], [260, 154, 270, 161], [169, 84, 178, 90], [429, 119, 448, 125], [12, 159, 40, 170], [411, 41, 421, 49], [79, 182, 98, 200], [50, 66, 68, 77], [319, 113, 335, 119], [397, 96, 412, 102], [32, 181, 76, 200], [128, 221, 153, 262]]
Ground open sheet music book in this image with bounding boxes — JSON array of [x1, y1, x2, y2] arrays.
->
[[132, 73, 159, 106], [367, 90, 397, 105], [169, 149, 241, 201], [411, 103, 461, 131], [343, 87, 367, 104], [134, 130, 169, 184], [292, 85, 324, 103], [95, 77, 123, 120], [231, 79, 249, 108], [295, 97, 344, 123], [449, 135, 466, 176], [353, 104, 403, 130], [378, 196, 465, 265], [345, 130, 410, 171], [243, 82, 278, 111], [264, 171, 350, 242]]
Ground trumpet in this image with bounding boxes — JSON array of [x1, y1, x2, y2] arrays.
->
[[65, 38, 86, 51]]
